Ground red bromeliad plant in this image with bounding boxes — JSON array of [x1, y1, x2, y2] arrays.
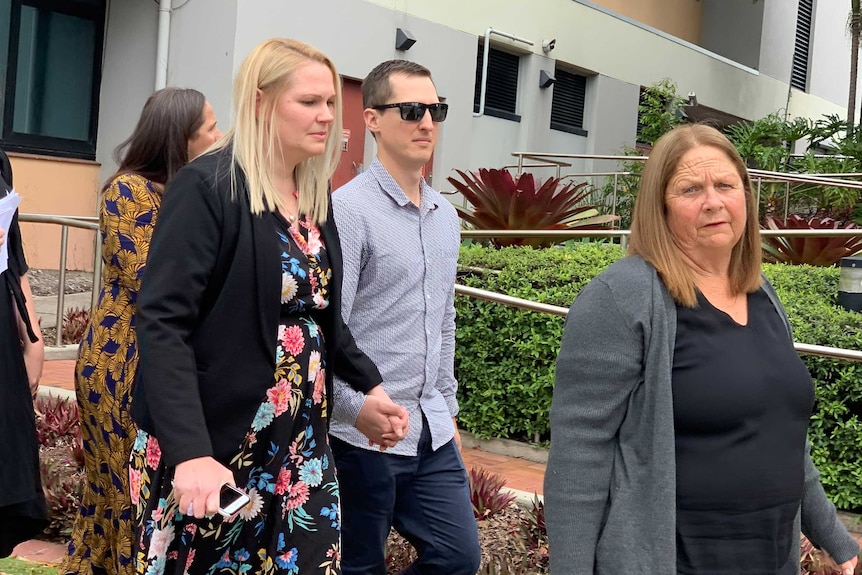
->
[[448, 168, 618, 248], [761, 215, 862, 266], [468, 466, 516, 519]]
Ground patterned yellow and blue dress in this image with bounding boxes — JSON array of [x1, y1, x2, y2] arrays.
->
[[62, 173, 161, 575], [130, 213, 340, 575]]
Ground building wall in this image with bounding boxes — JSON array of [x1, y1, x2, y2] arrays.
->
[[95, 0, 160, 186], [167, 0, 238, 135], [700, 0, 763, 71], [11, 153, 99, 271], [585, 74, 639, 171], [88, 0, 862, 208], [759, 0, 799, 84], [808, 0, 859, 111], [232, 0, 478, 187], [586, 0, 703, 45], [366, 0, 848, 123]]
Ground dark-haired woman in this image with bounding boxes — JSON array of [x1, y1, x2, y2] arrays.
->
[[61, 87, 220, 575]]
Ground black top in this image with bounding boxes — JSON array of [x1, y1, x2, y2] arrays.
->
[[0, 149, 48, 555], [673, 289, 815, 574]]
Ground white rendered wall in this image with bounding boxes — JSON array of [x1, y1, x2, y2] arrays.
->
[[95, 0, 160, 186]]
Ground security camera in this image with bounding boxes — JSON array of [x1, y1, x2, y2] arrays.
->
[[542, 38, 556, 53]]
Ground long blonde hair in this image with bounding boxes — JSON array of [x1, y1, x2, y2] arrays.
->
[[628, 124, 762, 307], [214, 38, 343, 222]]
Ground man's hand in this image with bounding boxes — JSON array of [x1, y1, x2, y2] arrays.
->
[[0, 227, 5, 250], [452, 417, 462, 451], [355, 385, 408, 451]]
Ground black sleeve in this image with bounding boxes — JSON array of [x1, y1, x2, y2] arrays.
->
[[323, 211, 381, 392], [136, 165, 224, 467], [332, 323, 382, 393], [8, 210, 28, 275]]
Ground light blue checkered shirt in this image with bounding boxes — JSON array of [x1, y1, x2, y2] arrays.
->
[[330, 158, 461, 455]]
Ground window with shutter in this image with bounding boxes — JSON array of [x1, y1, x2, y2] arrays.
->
[[790, 0, 813, 92], [473, 43, 521, 121], [550, 68, 587, 136]]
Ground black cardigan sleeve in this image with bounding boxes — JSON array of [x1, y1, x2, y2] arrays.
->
[[322, 213, 382, 393], [136, 165, 223, 467]]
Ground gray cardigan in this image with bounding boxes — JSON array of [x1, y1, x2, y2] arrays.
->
[[545, 255, 859, 574]]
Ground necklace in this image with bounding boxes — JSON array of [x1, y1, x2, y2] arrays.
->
[[282, 189, 299, 223]]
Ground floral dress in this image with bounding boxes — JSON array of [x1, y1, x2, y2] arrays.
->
[[130, 214, 340, 575], [63, 173, 160, 575]]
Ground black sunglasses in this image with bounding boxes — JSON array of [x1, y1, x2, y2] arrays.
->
[[371, 102, 449, 122]]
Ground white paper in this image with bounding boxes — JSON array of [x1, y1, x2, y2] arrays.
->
[[0, 190, 22, 274]]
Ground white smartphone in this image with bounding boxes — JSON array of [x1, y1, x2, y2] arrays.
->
[[218, 484, 251, 518]]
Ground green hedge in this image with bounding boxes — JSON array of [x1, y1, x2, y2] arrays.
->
[[455, 243, 862, 510]]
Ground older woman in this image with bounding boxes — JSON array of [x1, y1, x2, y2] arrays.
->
[[545, 124, 859, 575]]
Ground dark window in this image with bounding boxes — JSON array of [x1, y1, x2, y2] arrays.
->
[[790, 0, 813, 91], [550, 68, 587, 136], [1, 0, 105, 159], [473, 43, 520, 121]]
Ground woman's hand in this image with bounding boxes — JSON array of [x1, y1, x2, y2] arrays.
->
[[172, 456, 236, 518], [0, 227, 5, 250], [837, 556, 858, 575], [23, 342, 43, 396], [18, 274, 43, 396]]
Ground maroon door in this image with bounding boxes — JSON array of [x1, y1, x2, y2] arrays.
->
[[332, 78, 366, 191]]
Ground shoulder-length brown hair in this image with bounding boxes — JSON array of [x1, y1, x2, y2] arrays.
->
[[102, 87, 206, 193], [628, 124, 762, 307]]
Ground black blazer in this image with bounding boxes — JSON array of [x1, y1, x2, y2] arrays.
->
[[133, 147, 382, 467]]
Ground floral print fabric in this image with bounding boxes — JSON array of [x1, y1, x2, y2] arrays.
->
[[130, 214, 339, 575]]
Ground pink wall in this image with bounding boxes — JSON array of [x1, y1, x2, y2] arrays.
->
[[590, 0, 703, 45], [10, 153, 100, 272]]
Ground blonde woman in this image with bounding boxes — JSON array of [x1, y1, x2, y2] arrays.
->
[[130, 38, 407, 574]]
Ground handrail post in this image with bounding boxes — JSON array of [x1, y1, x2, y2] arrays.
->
[[756, 178, 762, 210], [55, 225, 69, 346]]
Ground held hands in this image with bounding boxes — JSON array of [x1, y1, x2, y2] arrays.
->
[[173, 456, 236, 519], [355, 385, 409, 451]]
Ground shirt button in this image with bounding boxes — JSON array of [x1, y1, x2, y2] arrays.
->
[[426, 294, 431, 299]]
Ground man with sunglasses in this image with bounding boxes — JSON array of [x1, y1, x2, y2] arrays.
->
[[330, 60, 481, 575]]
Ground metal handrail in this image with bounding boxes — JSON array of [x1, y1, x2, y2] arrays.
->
[[510, 151, 862, 187], [460, 229, 862, 238], [454, 284, 862, 362], [19, 213, 101, 346], [497, 152, 862, 226]]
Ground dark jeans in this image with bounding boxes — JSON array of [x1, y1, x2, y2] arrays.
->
[[330, 423, 481, 575]]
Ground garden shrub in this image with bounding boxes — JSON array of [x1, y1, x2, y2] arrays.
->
[[456, 245, 862, 510], [455, 243, 624, 442]]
